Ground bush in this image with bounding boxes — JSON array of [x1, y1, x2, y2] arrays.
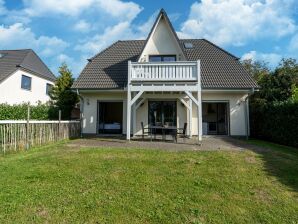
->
[[250, 101, 298, 148], [0, 103, 59, 120]]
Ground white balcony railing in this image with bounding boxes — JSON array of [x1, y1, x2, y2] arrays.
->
[[130, 61, 198, 82]]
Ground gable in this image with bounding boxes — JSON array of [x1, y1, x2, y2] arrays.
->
[[138, 10, 186, 62]]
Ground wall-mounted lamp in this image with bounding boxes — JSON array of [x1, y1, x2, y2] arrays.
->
[[86, 99, 90, 105]]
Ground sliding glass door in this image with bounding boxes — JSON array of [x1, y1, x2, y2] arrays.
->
[[148, 101, 177, 127]]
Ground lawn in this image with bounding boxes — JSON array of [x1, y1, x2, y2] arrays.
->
[[0, 140, 297, 223]]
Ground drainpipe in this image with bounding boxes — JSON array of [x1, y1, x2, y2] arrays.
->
[[77, 89, 84, 138]]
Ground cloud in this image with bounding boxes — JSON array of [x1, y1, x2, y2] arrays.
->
[[74, 11, 157, 57], [74, 22, 132, 55], [0, 23, 68, 57], [241, 50, 282, 67], [54, 54, 87, 76], [22, 0, 142, 20], [180, 0, 297, 46], [73, 20, 92, 33]]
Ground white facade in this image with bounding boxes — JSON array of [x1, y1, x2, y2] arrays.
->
[[0, 69, 54, 105], [76, 10, 252, 139], [79, 90, 249, 137]]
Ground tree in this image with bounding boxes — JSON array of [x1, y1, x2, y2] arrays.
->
[[242, 58, 298, 104], [50, 63, 78, 119]]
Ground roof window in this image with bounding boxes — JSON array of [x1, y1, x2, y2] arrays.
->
[[184, 42, 193, 49]]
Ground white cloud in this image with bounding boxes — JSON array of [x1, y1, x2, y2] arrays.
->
[[73, 20, 92, 33], [74, 22, 132, 55], [0, 23, 68, 57], [54, 54, 87, 76], [180, 0, 297, 46], [74, 12, 156, 56], [22, 0, 142, 20], [241, 50, 282, 67]]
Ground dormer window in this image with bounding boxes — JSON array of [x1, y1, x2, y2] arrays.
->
[[149, 55, 176, 62]]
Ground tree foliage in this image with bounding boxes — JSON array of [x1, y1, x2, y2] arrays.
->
[[242, 58, 298, 147], [50, 63, 78, 119]]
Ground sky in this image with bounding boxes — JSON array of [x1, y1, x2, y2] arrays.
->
[[1, 0, 298, 77]]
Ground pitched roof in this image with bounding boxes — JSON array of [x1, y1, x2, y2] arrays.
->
[[72, 39, 259, 89], [0, 49, 56, 83]]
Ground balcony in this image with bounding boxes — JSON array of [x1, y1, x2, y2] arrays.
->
[[129, 61, 199, 82]]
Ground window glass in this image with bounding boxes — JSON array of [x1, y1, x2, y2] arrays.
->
[[46, 83, 53, 95], [163, 56, 176, 62], [21, 75, 32, 90], [149, 56, 162, 62], [149, 55, 176, 62]]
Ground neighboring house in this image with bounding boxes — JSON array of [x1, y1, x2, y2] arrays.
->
[[72, 9, 259, 141], [0, 49, 56, 105]]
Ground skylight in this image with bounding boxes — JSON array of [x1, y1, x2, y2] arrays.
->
[[184, 42, 193, 49]]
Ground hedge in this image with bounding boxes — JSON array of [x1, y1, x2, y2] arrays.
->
[[250, 101, 298, 148], [0, 103, 59, 120]]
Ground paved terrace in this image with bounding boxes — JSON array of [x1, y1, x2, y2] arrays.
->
[[67, 136, 269, 152]]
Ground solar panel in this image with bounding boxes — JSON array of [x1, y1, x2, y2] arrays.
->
[[184, 42, 193, 49]]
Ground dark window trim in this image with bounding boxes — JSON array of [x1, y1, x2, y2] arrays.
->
[[21, 75, 32, 91], [149, 55, 176, 62], [46, 83, 53, 95]]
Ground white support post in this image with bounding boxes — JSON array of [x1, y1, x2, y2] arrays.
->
[[197, 60, 202, 142], [189, 98, 192, 137], [126, 61, 131, 140], [132, 92, 136, 137]]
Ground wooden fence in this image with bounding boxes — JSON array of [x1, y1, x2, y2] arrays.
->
[[0, 120, 80, 153]]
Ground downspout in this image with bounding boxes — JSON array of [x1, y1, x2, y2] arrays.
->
[[77, 89, 84, 138]]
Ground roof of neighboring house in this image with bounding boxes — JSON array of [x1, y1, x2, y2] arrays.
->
[[72, 39, 259, 89], [0, 49, 56, 83]]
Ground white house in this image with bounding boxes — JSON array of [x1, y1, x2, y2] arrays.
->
[[72, 9, 259, 141], [0, 49, 56, 105]]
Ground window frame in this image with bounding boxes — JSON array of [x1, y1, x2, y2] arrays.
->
[[46, 83, 53, 95], [149, 55, 176, 62], [21, 75, 32, 91]]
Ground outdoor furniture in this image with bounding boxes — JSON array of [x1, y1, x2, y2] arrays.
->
[[176, 123, 188, 143], [141, 122, 150, 139], [148, 125, 177, 142]]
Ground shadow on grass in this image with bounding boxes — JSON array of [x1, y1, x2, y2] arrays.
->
[[221, 137, 298, 192]]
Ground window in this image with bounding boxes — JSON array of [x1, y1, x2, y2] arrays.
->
[[149, 55, 176, 62], [46, 83, 53, 95], [21, 75, 32, 90]]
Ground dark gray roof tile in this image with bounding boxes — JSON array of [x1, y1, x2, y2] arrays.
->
[[0, 49, 56, 83], [72, 39, 259, 89]]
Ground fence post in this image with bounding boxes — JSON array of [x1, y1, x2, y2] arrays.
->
[[58, 110, 61, 140], [26, 105, 30, 150]]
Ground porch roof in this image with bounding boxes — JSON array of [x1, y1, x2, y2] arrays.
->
[[72, 39, 259, 90]]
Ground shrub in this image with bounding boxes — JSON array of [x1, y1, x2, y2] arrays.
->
[[250, 101, 298, 148], [0, 103, 59, 120]]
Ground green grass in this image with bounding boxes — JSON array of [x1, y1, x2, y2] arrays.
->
[[0, 140, 297, 223]]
